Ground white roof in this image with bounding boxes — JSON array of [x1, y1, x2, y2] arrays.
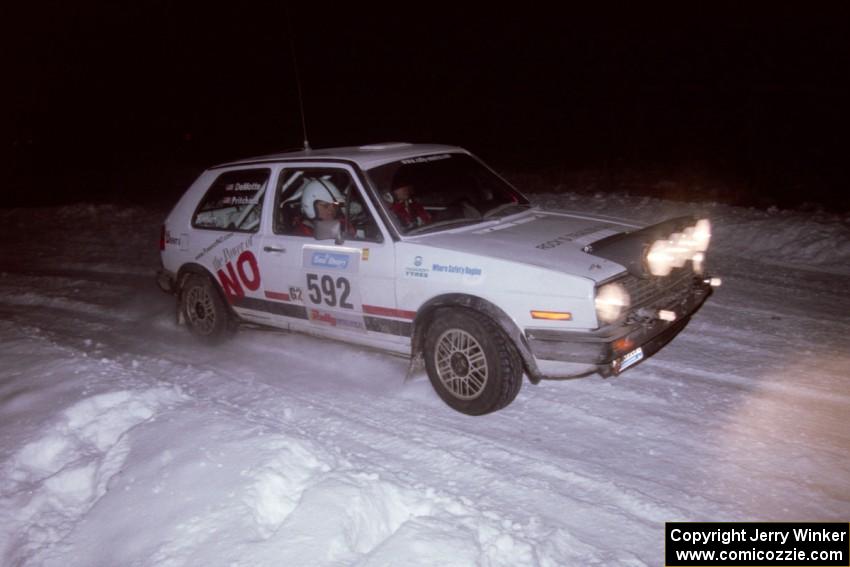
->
[[213, 143, 467, 171]]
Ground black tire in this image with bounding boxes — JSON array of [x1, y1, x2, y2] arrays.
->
[[423, 308, 523, 415], [180, 274, 235, 343]]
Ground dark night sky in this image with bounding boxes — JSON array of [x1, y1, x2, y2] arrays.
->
[[5, 3, 850, 208]]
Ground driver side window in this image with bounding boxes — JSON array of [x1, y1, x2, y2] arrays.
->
[[272, 167, 381, 242]]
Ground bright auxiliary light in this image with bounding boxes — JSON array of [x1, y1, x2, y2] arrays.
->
[[677, 226, 698, 249], [692, 252, 705, 275], [666, 232, 691, 268], [595, 282, 630, 324], [693, 218, 712, 251], [658, 310, 677, 322], [646, 239, 676, 276], [646, 218, 713, 276]]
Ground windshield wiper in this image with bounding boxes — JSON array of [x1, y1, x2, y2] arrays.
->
[[483, 202, 531, 219]]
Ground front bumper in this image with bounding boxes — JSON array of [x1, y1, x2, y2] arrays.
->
[[525, 277, 713, 376]]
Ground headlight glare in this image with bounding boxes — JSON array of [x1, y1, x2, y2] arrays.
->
[[692, 251, 705, 274], [647, 240, 675, 276], [646, 218, 712, 276], [595, 282, 630, 324], [693, 219, 712, 252]]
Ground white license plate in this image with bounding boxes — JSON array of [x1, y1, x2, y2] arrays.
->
[[618, 347, 644, 372]]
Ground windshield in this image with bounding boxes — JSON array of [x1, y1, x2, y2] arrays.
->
[[366, 153, 530, 235]]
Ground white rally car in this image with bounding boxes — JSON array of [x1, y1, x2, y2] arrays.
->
[[158, 143, 718, 415]]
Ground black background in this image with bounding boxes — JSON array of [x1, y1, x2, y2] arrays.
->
[[5, 3, 849, 209], [666, 522, 849, 566]]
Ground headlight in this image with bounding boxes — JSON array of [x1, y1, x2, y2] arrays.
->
[[693, 219, 711, 252], [595, 282, 630, 324], [692, 251, 705, 275], [646, 218, 712, 276]]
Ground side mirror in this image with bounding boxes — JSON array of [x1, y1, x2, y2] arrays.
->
[[313, 220, 344, 244]]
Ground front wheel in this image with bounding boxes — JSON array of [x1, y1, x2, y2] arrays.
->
[[180, 274, 235, 342], [423, 309, 523, 415]]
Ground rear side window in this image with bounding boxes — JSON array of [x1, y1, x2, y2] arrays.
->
[[192, 169, 269, 232]]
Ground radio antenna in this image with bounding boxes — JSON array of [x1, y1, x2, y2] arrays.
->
[[285, 10, 310, 151]]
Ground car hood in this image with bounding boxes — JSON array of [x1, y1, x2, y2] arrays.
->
[[409, 209, 641, 283]]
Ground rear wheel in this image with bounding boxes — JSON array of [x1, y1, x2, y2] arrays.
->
[[424, 309, 522, 415], [181, 274, 234, 342]]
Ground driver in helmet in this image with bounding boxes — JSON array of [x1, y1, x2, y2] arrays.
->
[[294, 178, 345, 235]]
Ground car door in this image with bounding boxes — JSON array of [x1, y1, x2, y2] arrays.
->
[[257, 163, 408, 353]]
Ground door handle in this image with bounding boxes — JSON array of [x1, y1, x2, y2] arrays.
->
[[263, 246, 286, 253]]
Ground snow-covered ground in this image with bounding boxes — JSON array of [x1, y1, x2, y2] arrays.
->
[[0, 193, 848, 566]]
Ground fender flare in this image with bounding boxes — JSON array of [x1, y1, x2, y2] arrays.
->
[[411, 293, 543, 384]]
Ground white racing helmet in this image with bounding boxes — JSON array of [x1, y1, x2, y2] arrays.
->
[[300, 178, 344, 219]]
